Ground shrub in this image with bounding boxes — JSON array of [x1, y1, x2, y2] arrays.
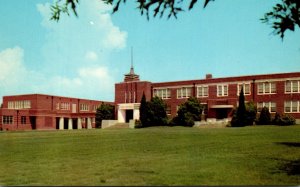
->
[[173, 97, 202, 127], [139, 94, 168, 127], [279, 114, 296, 126], [257, 106, 271, 125], [95, 103, 115, 128], [245, 101, 257, 125], [272, 112, 281, 125], [134, 120, 143, 128]]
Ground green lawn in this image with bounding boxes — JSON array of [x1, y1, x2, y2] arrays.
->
[[0, 125, 299, 186]]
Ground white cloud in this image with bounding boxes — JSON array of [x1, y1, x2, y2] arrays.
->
[[85, 51, 98, 61], [0, 47, 27, 81], [0, 46, 114, 102], [0, 0, 128, 103]]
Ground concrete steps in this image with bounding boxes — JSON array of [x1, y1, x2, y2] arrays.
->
[[106, 123, 129, 129]]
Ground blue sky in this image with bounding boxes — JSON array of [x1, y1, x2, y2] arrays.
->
[[0, 0, 299, 103]]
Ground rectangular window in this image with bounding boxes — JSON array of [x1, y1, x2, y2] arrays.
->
[[285, 81, 291, 93], [285, 80, 300, 93], [270, 102, 276, 113], [24, 100, 31, 109], [56, 103, 60, 110], [217, 85, 228, 97], [60, 103, 70, 110], [21, 116, 26, 124], [257, 82, 276, 94], [292, 80, 299, 92], [2, 116, 13, 124], [153, 88, 171, 99], [271, 82, 276, 94], [292, 101, 298, 112], [166, 105, 171, 115], [7, 100, 31, 109], [284, 101, 291, 113], [197, 86, 208, 97], [177, 87, 192, 99], [258, 83, 263, 94], [8, 101, 14, 109], [284, 101, 300, 113], [257, 102, 263, 112], [80, 104, 89, 111], [257, 102, 276, 113], [237, 83, 251, 95]]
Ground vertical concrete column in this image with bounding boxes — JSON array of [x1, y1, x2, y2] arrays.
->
[[118, 109, 125, 123], [68, 118, 73, 130], [87, 117, 92, 129], [77, 118, 82, 129], [133, 109, 140, 120], [59, 117, 64, 130]]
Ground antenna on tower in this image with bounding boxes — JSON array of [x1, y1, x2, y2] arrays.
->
[[131, 46, 133, 69]]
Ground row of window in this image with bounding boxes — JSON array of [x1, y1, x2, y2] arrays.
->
[[2, 116, 26, 124], [163, 100, 300, 115], [55, 103, 99, 111], [56, 102, 71, 110], [2, 116, 96, 124], [8, 100, 31, 109], [125, 91, 136, 103], [153, 80, 300, 99]]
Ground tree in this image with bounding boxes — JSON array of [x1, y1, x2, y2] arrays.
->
[[149, 96, 168, 126], [231, 87, 247, 127], [257, 106, 271, 125], [51, 0, 299, 39], [245, 101, 257, 125], [261, 0, 300, 39], [139, 92, 151, 127], [95, 102, 115, 128], [139, 94, 167, 127], [172, 97, 202, 127]]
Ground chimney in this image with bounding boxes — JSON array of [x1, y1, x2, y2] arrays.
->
[[206, 74, 212, 79]]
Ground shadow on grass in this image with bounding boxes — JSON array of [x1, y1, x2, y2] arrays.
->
[[272, 142, 300, 176], [276, 142, 300, 148], [280, 159, 300, 176]]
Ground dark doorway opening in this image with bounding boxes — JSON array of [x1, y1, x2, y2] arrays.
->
[[30, 116, 36, 130], [72, 118, 78, 129], [56, 117, 60, 129], [216, 108, 229, 119], [64, 118, 68, 129], [125, 110, 133, 123]]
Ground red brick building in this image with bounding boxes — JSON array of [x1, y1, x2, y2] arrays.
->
[[0, 94, 112, 131], [115, 67, 300, 123], [1, 66, 300, 130]]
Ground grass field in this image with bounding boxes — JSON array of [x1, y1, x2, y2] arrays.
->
[[0, 125, 299, 186]]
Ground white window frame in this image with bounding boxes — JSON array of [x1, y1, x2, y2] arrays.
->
[[197, 85, 209, 98], [80, 104, 89, 111], [237, 83, 251, 95], [217, 84, 228, 97], [153, 88, 171, 99], [177, 87, 192, 99], [285, 80, 300, 93], [166, 105, 171, 115], [257, 82, 276, 95], [257, 102, 276, 113], [284, 101, 300, 113], [2, 116, 13, 124]]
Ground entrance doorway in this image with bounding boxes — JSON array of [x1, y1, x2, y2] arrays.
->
[[216, 108, 229, 119], [125, 110, 133, 123], [30, 116, 36, 130]]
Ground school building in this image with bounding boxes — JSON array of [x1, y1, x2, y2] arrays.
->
[[0, 94, 112, 131], [115, 66, 300, 124], [1, 65, 300, 130]]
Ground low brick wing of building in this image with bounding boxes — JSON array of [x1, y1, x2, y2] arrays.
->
[[0, 94, 112, 131]]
